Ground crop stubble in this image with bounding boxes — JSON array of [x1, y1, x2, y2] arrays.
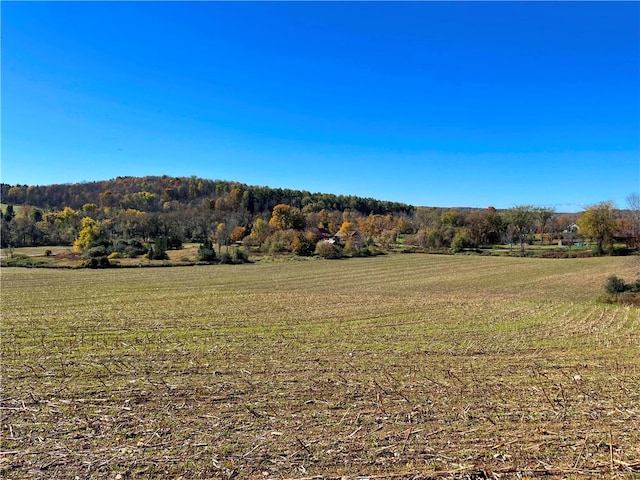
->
[[1, 255, 639, 479]]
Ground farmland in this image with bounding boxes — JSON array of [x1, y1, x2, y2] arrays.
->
[[1, 254, 639, 479]]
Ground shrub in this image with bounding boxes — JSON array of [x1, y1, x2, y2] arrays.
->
[[451, 228, 472, 253], [232, 248, 249, 263], [84, 246, 108, 259], [264, 229, 296, 254], [44, 249, 53, 257], [219, 252, 233, 264], [1, 255, 48, 268], [315, 240, 342, 259], [81, 257, 111, 269], [113, 239, 147, 258], [291, 232, 317, 256], [606, 275, 630, 294], [166, 235, 183, 250]]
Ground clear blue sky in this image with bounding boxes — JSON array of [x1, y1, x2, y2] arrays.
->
[[2, 1, 638, 211]]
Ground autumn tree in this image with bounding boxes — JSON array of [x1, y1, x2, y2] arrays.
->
[[269, 204, 305, 231], [230, 226, 249, 243], [291, 231, 318, 256], [358, 214, 387, 238], [338, 220, 356, 236], [578, 201, 618, 254], [316, 209, 341, 234], [214, 222, 234, 253], [502, 205, 535, 252], [73, 217, 103, 253], [413, 207, 441, 230], [248, 218, 273, 247], [440, 209, 462, 227], [466, 208, 503, 246]]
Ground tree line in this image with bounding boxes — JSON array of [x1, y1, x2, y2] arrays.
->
[[1, 176, 638, 259]]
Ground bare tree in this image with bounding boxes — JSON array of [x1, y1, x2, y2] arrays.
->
[[534, 207, 556, 245], [626, 193, 640, 246]]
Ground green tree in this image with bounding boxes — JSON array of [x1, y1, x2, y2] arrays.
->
[[577, 201, 617, 254], [4, 205, 15, 222], [8, 215, 43, 247], [148, 237, 169, 260], [197, 238, 216, 263], [0, 216, 10, 248], [28, 208, 43, 223]]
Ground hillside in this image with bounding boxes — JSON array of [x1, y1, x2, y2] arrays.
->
[[0, 176, 413, 217]]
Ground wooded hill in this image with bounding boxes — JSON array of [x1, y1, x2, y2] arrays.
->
[[0, 176, 635, 259], [1, 176, 413, 217]]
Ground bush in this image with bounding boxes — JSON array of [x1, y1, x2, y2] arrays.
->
[[263, 229, 296, 254], [451, 228, 472, 253], [605, 275, 628, 294], [84, 246, 108, 259], [232, 248, 249, 263], [219, 252, 233, 264], [1, 255, 48, 268], [81, 256, 111, 269], [166, 235, 183, 250], [604, 274, 640, 296], [113, 239, 147, 258], [315, 240, 342, 259], [44, 249, 53, 257], [291, 232, 317, 256]]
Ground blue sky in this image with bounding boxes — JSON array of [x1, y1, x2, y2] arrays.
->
[[2, 1, 638, 211]]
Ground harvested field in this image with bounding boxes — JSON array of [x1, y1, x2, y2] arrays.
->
[[1, 254, 639, 479]]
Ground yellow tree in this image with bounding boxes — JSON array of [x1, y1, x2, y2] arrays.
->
[[577, 201, 617, 254], [249, 218, 273, 247], [73, 217, 102, 253], [339, 220, 356, 236], [269, 204, 305, 231]]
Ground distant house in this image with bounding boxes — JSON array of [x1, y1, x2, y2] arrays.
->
[[333, 229, 364, 249], [563, 223, 579, 233], [316, 228, 330, 239]]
